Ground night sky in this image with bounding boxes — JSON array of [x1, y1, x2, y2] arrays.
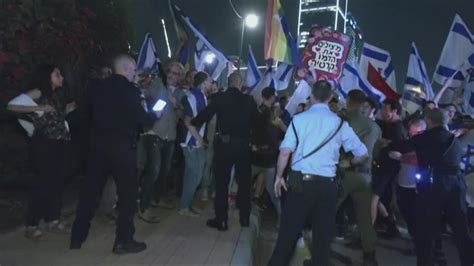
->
[[138, 0, 474, 90]]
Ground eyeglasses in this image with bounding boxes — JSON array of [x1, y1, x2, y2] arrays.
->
[[167, 71, 180, 76]]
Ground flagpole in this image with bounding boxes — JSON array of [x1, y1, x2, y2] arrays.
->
[[238, 20, 245, 70], [168, 0, 180, 41], [161, 19, 172, 58], [229, 0, 244, 70]]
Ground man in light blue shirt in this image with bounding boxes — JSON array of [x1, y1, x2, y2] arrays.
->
[[269, 80, 368, 266]]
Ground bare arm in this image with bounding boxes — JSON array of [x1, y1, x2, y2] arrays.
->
[[351, 154, 369, 165], [433, 77, 453, 106], [274, 148, 292, 197], [274, 118, 288, 132]]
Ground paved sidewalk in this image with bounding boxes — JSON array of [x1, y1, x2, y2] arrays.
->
[[0, 201, 255, 266]]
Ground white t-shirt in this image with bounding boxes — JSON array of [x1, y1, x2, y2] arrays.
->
[[8, 94, 43, 137]]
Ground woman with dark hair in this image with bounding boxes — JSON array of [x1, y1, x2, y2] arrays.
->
[[24, 65, 76, 239]]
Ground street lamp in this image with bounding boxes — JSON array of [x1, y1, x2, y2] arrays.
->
[[245, 14, 259, 28], [237, 14, 259, 70], [229, 0, 259, 70]]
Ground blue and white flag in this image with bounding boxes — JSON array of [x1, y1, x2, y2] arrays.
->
[[272, 62, 294, 91], [137, 33, 160, 71], [246, 45, 261, 89], [405, 43, 434, 100], [434, 14, 474, 87], [280, 80, 312, 126], [360, 42, 397, 91], [176, 6, 228, 80], [462, 54, 474, 117], [338, 61, 385, 104], [250, 63, 273, 104], [403, 43, 434, 114]]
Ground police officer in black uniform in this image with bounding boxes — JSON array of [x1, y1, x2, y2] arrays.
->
[[391, 108, 474, 266], [70, 55, 161, 254], [190, 73, 259, 231]]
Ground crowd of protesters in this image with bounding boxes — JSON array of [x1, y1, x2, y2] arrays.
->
[[4, 55, 474, 265]]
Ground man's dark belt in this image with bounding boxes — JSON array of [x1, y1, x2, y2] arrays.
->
[[302, 174, 335, 182], [289, 171, 336, 193], [217, 134, 249, 143]]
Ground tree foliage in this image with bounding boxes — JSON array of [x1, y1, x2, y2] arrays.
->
[[0, 0, 132, 104]]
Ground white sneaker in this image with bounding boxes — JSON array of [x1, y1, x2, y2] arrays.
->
[[46, 220, 69, 234], [138, 209, 161, 223], [201, 189, 209, 201], [178, 208, 200, 218], [297, 236, 305, 248], [25, 226, 43, 240]]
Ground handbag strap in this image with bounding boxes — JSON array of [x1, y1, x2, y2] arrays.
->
[[442, 135, 456, 157], [291, 118, 344, 166]]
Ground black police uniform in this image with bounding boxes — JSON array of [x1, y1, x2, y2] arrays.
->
[[191, 87, 259, 228], [71, 74, 156, 248], [393, 126, 474, 266]]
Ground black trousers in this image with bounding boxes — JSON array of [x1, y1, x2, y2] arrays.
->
[[27, 136, 70, 226], [269, 176, 338, 266], [71, 136, 139, 243], [396, 186, 417, 238], [469, 207, 474, 236], [214, 139, 251, 222], [153, 139, 175, 202], [137, 135, 161, 212], [414, 176, 474, 266]]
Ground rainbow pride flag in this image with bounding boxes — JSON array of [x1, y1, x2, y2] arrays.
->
[[264, 0, 297, 65]]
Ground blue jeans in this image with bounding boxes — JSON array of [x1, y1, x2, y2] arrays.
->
[[201, 142, 215, 191], [180, 147, 206, 209]]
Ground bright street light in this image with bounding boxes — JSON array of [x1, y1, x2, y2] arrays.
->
[[204, 53, 216, 64], [228, 0, 259, 69], [245, 14, 259, 28]]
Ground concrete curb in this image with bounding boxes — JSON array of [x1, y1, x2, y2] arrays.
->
[[231, 209, 261, 266]]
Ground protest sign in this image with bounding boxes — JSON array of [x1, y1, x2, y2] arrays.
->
[[299, 26, 352, 82]]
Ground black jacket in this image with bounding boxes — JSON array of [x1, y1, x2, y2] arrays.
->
[[191, 87, 259, 140], [392, 126, 463, 176], [89, 74, 156, 142]]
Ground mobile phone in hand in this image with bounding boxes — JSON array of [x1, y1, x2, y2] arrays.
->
[[153, 99, 167, 111]]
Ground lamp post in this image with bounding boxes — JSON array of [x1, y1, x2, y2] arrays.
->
[[237, 14, 259, 70], [229, 0, 258, 70]]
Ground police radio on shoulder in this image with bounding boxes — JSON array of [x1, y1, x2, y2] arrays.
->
[[153, 99, 167, 112]]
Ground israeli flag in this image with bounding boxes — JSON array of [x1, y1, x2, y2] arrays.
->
[[462, 54, 474, 117], [272, 62, 294, 91], [405, 43, 434, 100], [137, 33, 160, 71], [250, 63, 273, 104], [176, 6, 228, 80], [246, 45, 261, 89], [434, 14, 474, 87], [360, 42, 397, 91], [280, 80, 312, 126], [339, 61, 385, 104]]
